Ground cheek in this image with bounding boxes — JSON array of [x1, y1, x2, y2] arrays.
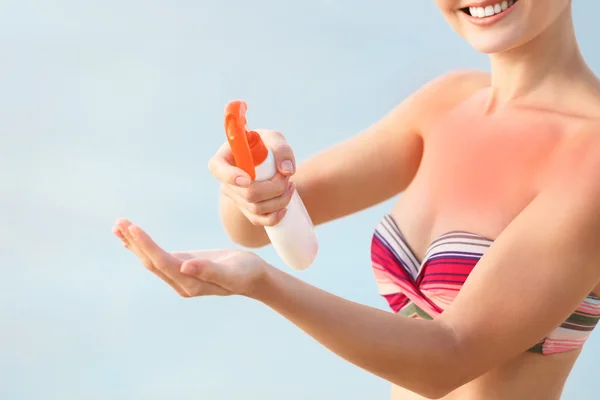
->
[[532, 0, 571, 28], [433, 0, 460, 21]]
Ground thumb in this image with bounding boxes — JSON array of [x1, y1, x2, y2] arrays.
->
[[255, 129, 296, 176], [180, 259, 228, 285]]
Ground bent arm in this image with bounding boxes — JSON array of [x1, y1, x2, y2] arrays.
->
[[249, 150, 600, 398], [252, 266, 457, 399], [222, 69, 491, 247]]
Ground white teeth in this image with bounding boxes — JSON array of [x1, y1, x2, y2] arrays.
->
[[468, 0, 515, 18]]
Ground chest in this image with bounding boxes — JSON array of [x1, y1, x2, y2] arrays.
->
[[422, 109, 563, 202], [393, 106, 569, 255]]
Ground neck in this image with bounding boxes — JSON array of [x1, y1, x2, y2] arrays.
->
[[487, 6, 587, 109]]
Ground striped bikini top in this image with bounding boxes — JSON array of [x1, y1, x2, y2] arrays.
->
[[371, 214, 600, 355]]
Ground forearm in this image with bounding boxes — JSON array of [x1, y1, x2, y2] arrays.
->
[[250, 265, 461, 398], [219, 194, 270, 248]]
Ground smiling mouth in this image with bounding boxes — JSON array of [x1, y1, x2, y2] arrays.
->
[[460, 0, 519, 18]]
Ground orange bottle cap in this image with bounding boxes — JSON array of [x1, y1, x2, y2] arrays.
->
[[224, 100, 268, 181]]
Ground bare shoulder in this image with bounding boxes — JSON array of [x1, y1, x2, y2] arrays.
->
[[421, 69, 491, 97], [404, 69, 490, 132], [548, 119, 600, 202], [419, 69, 489, 102], [574, 120, 600, 171]]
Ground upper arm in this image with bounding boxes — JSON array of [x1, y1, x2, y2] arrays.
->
[[294, 69, 491, 226], [437, 137, 600, 389]]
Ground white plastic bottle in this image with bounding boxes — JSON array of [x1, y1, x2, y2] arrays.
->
[[225, 100, 318, 270]]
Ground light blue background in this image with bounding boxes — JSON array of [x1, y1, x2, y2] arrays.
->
[[1, 1, 597, 399]]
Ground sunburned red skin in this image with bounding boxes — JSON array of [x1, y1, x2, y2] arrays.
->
[[397, 89, 577, 241]]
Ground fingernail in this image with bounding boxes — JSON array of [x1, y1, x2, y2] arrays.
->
[[180, 263, 197, 275], [128, 225, 138, 240], [281, 160, 294, 174], [235, 176, 250, 187], [287, 181, 294, 194]]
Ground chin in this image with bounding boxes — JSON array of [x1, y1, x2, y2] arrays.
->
[[456, 17, 533, 54], [440, 0, 571, 55], [465, 33, 526, 54]]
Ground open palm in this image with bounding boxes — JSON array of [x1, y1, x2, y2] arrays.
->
[[112, 219, 268, 297]]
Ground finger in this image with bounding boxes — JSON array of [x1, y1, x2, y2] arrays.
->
[[180, 259, 231, 288], [117, 221, 159, 272], [251, 181, 294, 215], [241, 207, 287, 227], [165, 250, 233, 296], [255, 129, 296, 176], [227, 174, 290, 204], [176, 273, 232, 297], [116, 219, 151, 262], [240, 181, 295, 215], [115, 221, 229, 298], [112, 225, 130, 249], [208, 143, 252, 187], [172, 249, 232, 260], [127, 224, 185, 282], [117, 220, 164, 275], [186, 277, 231, 297], [116, 219, 183, 294]]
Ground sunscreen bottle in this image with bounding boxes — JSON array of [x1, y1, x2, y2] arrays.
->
[[224, 100, 318, 270]]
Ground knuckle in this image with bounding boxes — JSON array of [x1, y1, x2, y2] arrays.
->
[[255, 128, 281, 138], [141, 260, 154, 271], [269, 130, 285, 139], [276, 179, 290, 196], [244, 187, 260, 203], [279, 195, 292, 210], [263, 212, 281, 227], [285, 185, 294, 201], [271, 131, 285, 143], [236, 187, 249, 201], [272, 142, 292, 156], [246, 202, 261, 215], [207, 157, 218, 174]]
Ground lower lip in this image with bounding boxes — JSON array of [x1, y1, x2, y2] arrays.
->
[[462, 2, 518, 26]]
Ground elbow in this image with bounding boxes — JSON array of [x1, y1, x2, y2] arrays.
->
[[392, 325, 468, 399], [422, 369, 466, 399], [419, 383, 457, 400], [403, 380, 457, 400], [392, 374, 462, 399]]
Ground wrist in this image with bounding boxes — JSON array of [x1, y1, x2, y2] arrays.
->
[[245, 261, 278, 302]]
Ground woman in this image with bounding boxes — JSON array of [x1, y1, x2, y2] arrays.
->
[[113, 1, 600, 399]]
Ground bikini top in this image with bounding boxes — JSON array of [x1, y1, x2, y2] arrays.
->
[[371, 214, 600, 355]]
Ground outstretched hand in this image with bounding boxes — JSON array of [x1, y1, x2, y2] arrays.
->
[[112, 219, 269, 297]]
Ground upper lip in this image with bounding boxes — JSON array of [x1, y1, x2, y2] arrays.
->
[[461, 0, 507, 8]]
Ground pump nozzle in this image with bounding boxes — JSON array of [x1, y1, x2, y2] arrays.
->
[[224, 100, 268, 181]]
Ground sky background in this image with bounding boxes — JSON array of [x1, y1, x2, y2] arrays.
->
[[1, 1, 598, 399]]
